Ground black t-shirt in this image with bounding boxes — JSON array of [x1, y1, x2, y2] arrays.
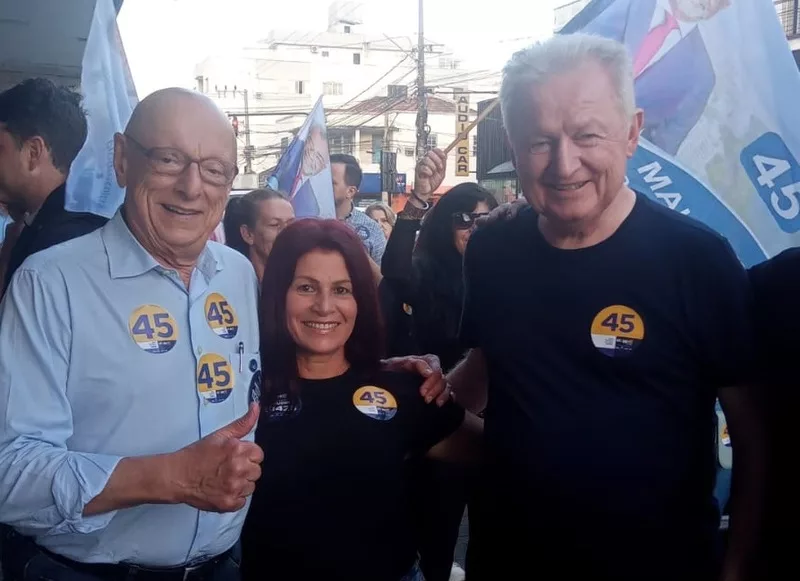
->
[[460, 194, 753, 570], [241, 368, 465, 581], [748, 248, 800, 567]]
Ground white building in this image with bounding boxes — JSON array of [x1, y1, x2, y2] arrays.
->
[[194, 1, 498, 192], [553, 0, 591, 32]]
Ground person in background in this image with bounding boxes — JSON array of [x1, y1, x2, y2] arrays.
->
[[366, 201, 396, 241], [448, 33, 764, 580], [0, 78, 107, 296], [241, 218, 480, 581], [330, 154, 385, 281], [223, 188, 295, 284], [381, 152, 498, 581]]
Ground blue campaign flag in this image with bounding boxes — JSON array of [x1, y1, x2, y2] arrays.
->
[[66, 0, 138, 218], [267, 97, 336, 218], [562, 0, 800, 267]]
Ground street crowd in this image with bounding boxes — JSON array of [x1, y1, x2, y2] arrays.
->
[[0, 30, 794, 581]]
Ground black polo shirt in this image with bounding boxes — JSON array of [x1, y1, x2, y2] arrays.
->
[[3, 183, 108, 295], [460, 193, 754, 578]]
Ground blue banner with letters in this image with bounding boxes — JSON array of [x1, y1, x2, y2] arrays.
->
[[562, 0, 800, 267]]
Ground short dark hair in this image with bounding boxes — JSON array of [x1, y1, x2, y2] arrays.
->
[[260, 218, 384, 396], [329, 153, 362, 189], [223, 188, 288, 255], [0, 78, 88, 174]]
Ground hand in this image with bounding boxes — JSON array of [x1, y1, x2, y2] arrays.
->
[[476, 198, 529, 228], [174, 403, 263, 513], [414, 148, 447, 202], [381, 354, 452, 406]]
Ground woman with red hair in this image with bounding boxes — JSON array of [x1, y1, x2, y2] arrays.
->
[[241, 218, 480, 581]]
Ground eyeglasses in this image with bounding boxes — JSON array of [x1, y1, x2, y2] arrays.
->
[[452, 212, 488, 230], [124, 134, 239, 187]]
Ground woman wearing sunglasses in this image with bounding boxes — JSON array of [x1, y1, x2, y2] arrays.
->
[[240, 218, 481, 581], [380, 149, 498, 581]]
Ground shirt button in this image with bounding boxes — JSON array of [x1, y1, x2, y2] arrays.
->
[[197, 347, 203, 355]]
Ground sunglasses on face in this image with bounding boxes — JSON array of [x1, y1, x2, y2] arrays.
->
[[452, 212, 488, 230]]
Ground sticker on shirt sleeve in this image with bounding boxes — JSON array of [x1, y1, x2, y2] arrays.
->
[[402, 303, 413, 316], [590, 305, 645, 358], [204, 293, 239, 339], [353, 386, 398, 421], [248, 369, 262, 405], [197, 353, 234, 404], [128, 305, 179, 354]]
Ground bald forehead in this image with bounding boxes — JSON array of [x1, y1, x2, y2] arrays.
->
[[127, 89, 236, 162]]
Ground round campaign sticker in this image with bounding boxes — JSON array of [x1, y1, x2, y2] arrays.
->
[[204, 293, 239, 339], [721, 424, 731, 448], [128, 305, 179, 354], [590, 305, 645, 358], [197, 353, 234, 404], [353, 386, 398, 421]]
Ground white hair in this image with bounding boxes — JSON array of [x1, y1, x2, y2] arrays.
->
[[499, 33, 635, 141]]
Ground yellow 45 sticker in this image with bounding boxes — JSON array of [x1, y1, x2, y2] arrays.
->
[[590, 305, 645, 358], [197, 354, 234, 404], [129, 305, 179, 354], [205, 293, 239, 339], [353, 386, 397, 421]]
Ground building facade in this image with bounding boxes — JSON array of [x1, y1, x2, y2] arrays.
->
[[194, 1, 499, 192]]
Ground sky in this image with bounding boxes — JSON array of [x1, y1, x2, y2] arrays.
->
[[118, 0, 557, 97]]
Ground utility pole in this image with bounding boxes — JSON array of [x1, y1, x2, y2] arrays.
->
[[415, 0, 428, 159], [243, 89, 253, 174]]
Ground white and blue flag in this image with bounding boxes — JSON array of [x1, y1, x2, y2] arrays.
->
[[562, 0, 800, 267]]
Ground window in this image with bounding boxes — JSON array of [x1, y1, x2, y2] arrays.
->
[[344, 25, 351, 33], [329, 133, 355, 155], [195, 76, 204, 92], [254, 92, 264, 100], [388, 84, 407, 99], [404, 147, 415, 157], [322, 50, 330, 57], [371, 134, 383, 164], [426, 134, 438, 149], [323, 82, 343, 96], [438, 57, 460, 69], [353, 53, 361, 65], [295, 81, 305, 94]]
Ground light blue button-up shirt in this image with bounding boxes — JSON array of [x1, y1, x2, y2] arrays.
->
[[0, 211, 260, 566]]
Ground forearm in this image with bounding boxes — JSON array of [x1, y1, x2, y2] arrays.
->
[[84, 453, 181, 516], [368, 256, 383, 285], [427, 412, 484, 463], [721, 443, 766, 579], [447, 349, 488, 414]]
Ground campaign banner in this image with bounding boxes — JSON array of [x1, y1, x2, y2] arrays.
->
[[66, 0, 138, 218], [562, 0, 800, 267], [267, 97, 336, 218]]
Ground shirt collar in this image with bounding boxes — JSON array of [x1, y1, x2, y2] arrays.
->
[[24, 182, 66, 227], [102, 210, 224, 281]]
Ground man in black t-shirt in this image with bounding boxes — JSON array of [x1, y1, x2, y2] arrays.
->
[[748, 251, 800, 580], [448, 34, 765, 580]]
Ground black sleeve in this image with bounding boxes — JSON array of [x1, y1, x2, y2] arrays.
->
[[394, 373, 466, 457], [690, 235, 756, 388], [381, 218, 422, 305]]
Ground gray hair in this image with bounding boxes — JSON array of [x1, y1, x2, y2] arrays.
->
[[365, 202, 396, 227], [500, 33, 635, 141]]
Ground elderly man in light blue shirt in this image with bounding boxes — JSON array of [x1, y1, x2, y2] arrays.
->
[[0, 88, 262, 581]]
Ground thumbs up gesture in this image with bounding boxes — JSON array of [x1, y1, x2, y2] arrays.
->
[[174, 403, 264, 513]]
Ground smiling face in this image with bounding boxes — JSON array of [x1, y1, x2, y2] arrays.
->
[[114, 89, 236, 266], [286, 249, 357, 360], [509, 60, 642, 230]]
